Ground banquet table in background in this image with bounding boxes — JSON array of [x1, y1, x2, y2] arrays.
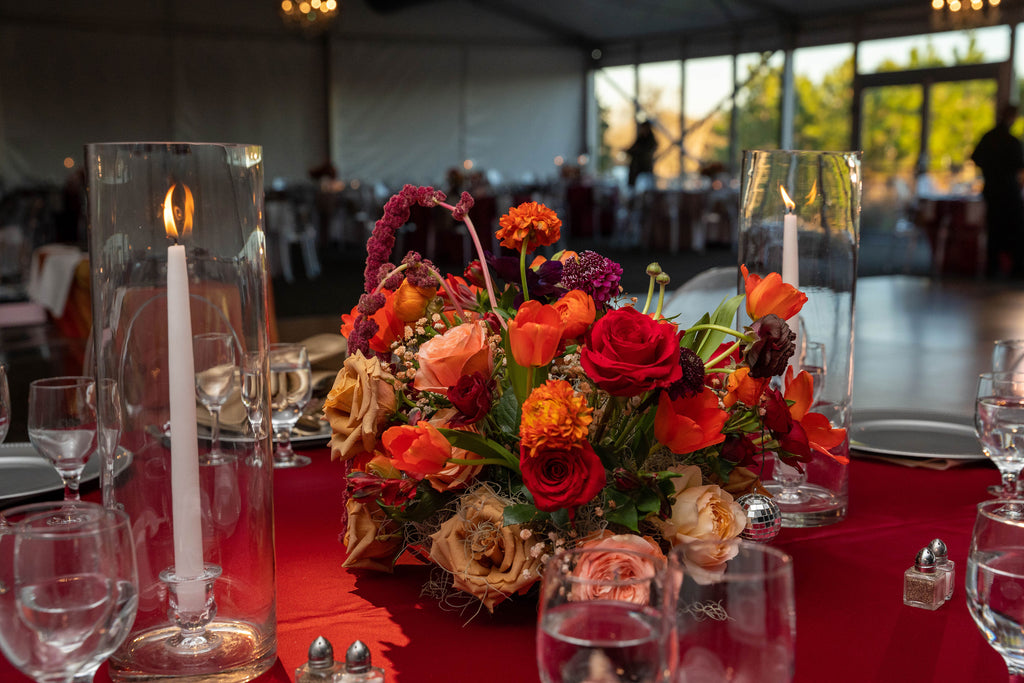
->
[[0, 448, 1008, 683]]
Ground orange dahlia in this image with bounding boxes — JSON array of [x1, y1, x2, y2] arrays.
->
[[496, 201, 562, 253], [519, 379, 593, 458]]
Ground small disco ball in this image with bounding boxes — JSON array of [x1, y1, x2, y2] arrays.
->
[[737, 493, 782, 542]]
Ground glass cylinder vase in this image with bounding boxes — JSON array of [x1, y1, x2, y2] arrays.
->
[[738, 149, 861, 527], [85, 142, 276, 681]]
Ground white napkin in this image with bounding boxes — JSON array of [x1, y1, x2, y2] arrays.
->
[[27, 245, 87, 316]]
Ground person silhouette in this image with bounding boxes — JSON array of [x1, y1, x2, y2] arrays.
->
[[971, 103, 1024, 277]]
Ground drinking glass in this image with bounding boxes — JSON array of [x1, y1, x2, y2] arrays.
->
[[269, 343, 312, 469], [967, 498, 1024, 681], [670, 540, 795, 683], [537, 546, 671, 683], [240, 351, 267, 441], [801, 340, 826, 406], [193, 332, 237, 465], [994, 339, 1024, 373], [0, 500, 139, 683], [976, 372, 1024, 499], [27, 377, 97, 504], [0, 362, 9, 444]]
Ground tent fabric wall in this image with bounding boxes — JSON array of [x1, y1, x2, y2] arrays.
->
[[330, 41, 586, 187]]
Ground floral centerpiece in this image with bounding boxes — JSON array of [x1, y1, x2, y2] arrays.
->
[[323, 185, 847, 612]]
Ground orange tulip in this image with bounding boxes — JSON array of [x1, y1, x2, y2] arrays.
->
[[553, 290, 596, 342], [381, 421, 453, 478], [722, 366, 770, 409], [508, 300, 562, 367], [654, 388, 729, 455], [783, 368, 849, 464], [393, 280, 437, 323], [741, 264, 807, 321]]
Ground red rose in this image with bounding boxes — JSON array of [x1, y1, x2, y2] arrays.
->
[[446, 372, 494, 425], [580, 306, 683, 396], [520, 441, 606, 512]]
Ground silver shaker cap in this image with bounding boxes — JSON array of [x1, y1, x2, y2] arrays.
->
[[346, 639, 372, 673], [308, 636, 334, 670]]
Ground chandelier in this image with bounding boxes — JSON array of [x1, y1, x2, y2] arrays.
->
[[931, 0, 1001, 30], [279, 0, 339, 35]]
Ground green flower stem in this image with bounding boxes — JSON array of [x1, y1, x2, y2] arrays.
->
[[519, 244, 531, 301], [611, 409, 645, 452], [653, 281, 667, 319], [641, 275, 656, 315], [439, 200, 502, 325], [447, 457, 515, 469], [686, 323, 754, 342], [426, 268, 467, 322], [705, 340, 742, 369]]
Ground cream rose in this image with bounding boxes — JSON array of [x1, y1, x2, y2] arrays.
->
[[428, 487, 542, 612], [323, 351, 396, 462], [342, 498, 402, 572]]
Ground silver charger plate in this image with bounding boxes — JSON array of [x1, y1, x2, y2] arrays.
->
[[200, 423, 331, 448], [850, 409, 984, 460], [0, 442, 105, 503]]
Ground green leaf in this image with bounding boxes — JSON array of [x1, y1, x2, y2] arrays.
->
[[687, 293, 745, 361], [503, 503, 548, 526], [604, 489, 640, 532], [437, 428, 520, 473], [636, 487, 661, 516], [550, 507, 571, 529], [492, 387, 522, 437], [382, 485, 446, 524]]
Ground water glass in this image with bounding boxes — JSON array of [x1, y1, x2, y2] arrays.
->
[[269, 343, 312, 469], [967, 499, 1024, 681], [27, 376, 97, 504], [976, 372, 1024, 499], [537, 546, 671, 683], [0, 500, 138, 683], [994, 339, 1024, 373], [193, 332, 237, 465], [670, 540, 795, 683]]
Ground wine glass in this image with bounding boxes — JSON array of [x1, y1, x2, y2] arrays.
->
[[976, 372, 1024, 499], [269, 343, 312, 469], [27, 377, 97, 504], [669, 540, 796, 683], [0, 500, 139, 683], [801, 340, 826, 406], [994, 339, 1024, 373], [0, 362, 9, 444], [537, 546, 671, 683], [95, 379, 123, 506], [240, 351, 267, 441], [967, 498, 1024, 681], [193, 332, 237, 465]]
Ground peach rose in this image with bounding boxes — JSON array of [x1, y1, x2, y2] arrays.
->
[[424, 409, 483, 493], [428, 487, 542, 612], [656, 465, 746, 574], [570, 535, 665, 605], [323, 351, 396, 463], [413, 322, 493, 394], [342, 498, 403, 572]]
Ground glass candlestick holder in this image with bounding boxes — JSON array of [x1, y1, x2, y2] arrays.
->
[[738, 149, 861, 528], [85, 142, 276, 681]]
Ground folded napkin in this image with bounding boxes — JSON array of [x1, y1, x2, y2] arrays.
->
[[27, 245, 88, 315]]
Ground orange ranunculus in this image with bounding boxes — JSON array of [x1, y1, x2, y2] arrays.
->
[[381, 421, 453, 478], [530, 250, 579, 269], [393, 280, 437, 323], [508, 300, 562, 367], [553, 290, 596, 342], [519, 380, 593, 458], [783, 367, 849, 464], [424, 409, 484, 493], [741, 264, 808, 321], [722, 366, 770, 409], [340, 288, 405, 355], [413, 321, 493, 394], [654, 388, 729, 455], [496, 201, 562, 253]]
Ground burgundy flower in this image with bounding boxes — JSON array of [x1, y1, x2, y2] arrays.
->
[[745, 314, 795, 379], [721, 434, 760, 467], [446, 372, 494, 425], [561, 251, 623, 306], [762, 388, 793, 434], [452, 191, 475, 221], [667, 347, 706, 399]]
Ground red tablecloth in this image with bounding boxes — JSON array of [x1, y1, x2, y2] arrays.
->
[[0, 450, 1008, 682]]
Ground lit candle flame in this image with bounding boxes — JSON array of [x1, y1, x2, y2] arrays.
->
[[163, 183, 195, 240], [779, 185, 796, 213]]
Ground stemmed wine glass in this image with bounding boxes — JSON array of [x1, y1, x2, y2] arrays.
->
[[967, 498, 1024, 681], [670, 540, 796, 683], [27, 376, 97, 504], [193, 332, 237, 465], [537, 546, 671, 683], [0, 500, 139, 683], [975, 372, 1024, 499], [0, 362, 9, 444], [994, 339, 1024, 373], [269, 343, 312, 469]]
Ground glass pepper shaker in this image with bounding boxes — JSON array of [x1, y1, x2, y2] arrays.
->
[[929, 538, 955, 600], [295, 636, 345, 682], [335, 640, 385, 683], [903, 546, 945, 610]]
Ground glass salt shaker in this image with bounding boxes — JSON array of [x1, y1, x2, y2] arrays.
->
[[903, 546, 944, 610], [296, 636, 345, 682], [929, 538, 955, 600], [335, 640, 385, 683]]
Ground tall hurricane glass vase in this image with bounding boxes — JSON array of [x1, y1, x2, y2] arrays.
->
[[85, 142, 276, 681], [738, 149, 861, 528]]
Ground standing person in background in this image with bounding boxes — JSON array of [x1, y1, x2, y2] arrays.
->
[[971, 103, 1024, 278], [626, 120, 657, 189]]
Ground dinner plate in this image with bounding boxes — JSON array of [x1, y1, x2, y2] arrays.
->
[[202, 423, 331, 448], [850, 409, 984, 460], [0, 442, 106, 503]]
